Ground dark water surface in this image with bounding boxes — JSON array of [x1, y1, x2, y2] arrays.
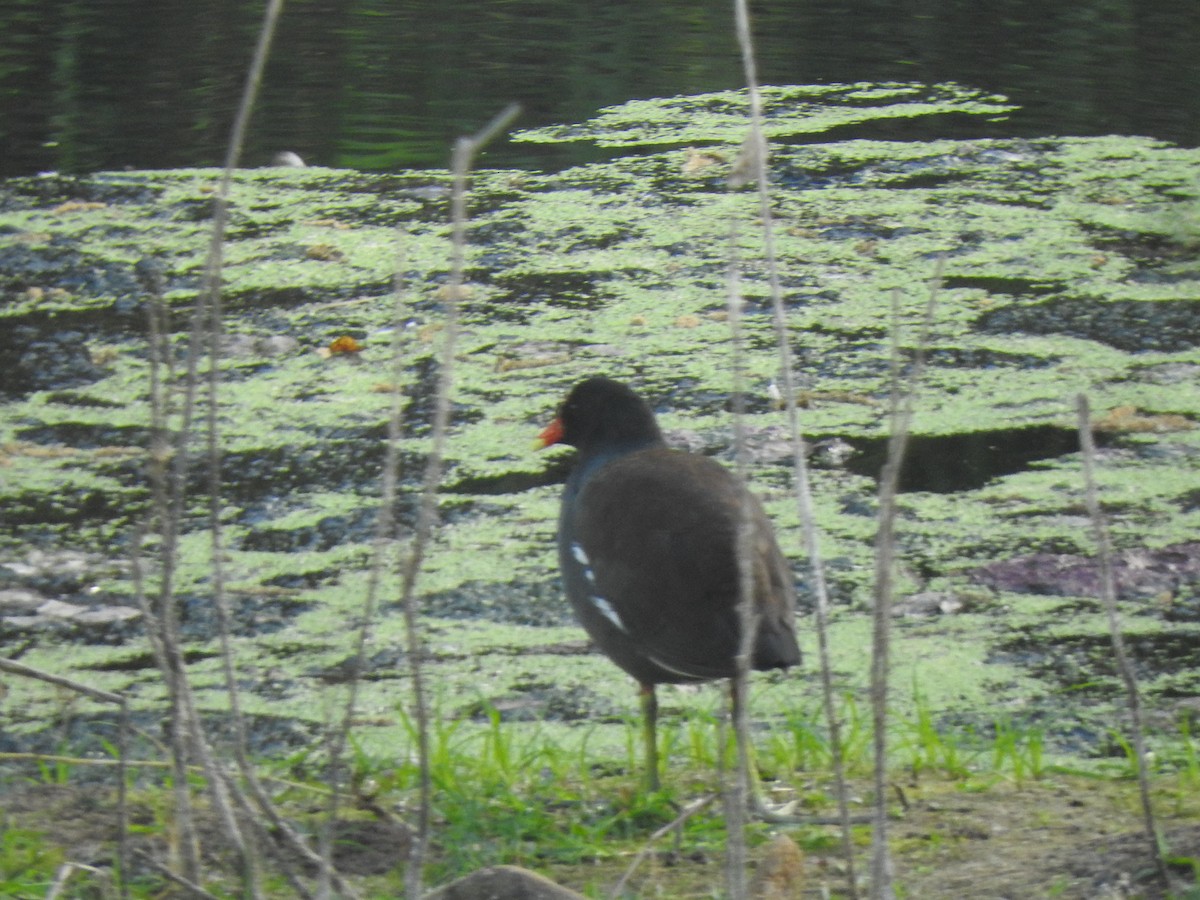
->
[[1, 0, 1197, 178]]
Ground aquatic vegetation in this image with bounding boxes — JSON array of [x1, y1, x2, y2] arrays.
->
[[0, 85, 1197, 799]]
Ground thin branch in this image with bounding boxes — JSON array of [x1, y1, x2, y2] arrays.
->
[[1076, 394, 1169, 888], [725, 223, 753, 900], [45, 862, 109, 900], [0, 658, 130, 898], [134, 2, 300, 895], [133, 850, 224, 900], [400, 102, 520, 900], [608, 795, 717, 899], [183, 3, 292, 894], [729, 0, 858, 891], [157, 0, 369, 878], [0, 657, 124, 704], [318, 249, 411, 896], [868, 270, 940, 900], [316, 242, 421, 896], [195, 11, 284, 893], [134, 261, 203, 885]]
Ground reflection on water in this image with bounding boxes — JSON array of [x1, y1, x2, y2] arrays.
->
[[0, 0, 1197, 177]]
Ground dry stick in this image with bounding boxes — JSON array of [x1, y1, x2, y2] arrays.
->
[[868, 296, 903, 900], [725, 227, 753, 900], [1076, 395, 1170, 888], [136, 3, 337, 896], [136, 267, 175, 690], [400, 103, 521, 900], [133, 850, 225, 900], [45, 862, 110, 900], [876, 271, 940, 891], [319, 252, 411, 897], [728, 0, 860, 888], [199, 0, 287, 775], [608, 795, 718, 900], [188, 2, 364, 894], [134, 265, 203, 885], [868, 272, 939, 900], [0, 659, 131, 898], [163, 1, 292, 894], [0, 656, 125, 714], [0, 751, 334, 797], [45, 863, 77, 900], [232, 799, 334, 900]]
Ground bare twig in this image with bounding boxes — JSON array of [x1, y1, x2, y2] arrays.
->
[[0, 658, 130, 898], [132, 3, 336, 896], [868, 270, 940, 900], [141, 7, 373, 867], [400, 103, 520, 900], [729, 0, 858, 891], [609, 795, 717, 899], [0, 657, 124, 704], [725, 225, 753, 900], [133, 850, 225, 900], [319, 249, 411, 896], [192, 5, 293, 895], [134, 263, 203, 885], [45, 861, 95, 900], [1076, 394, 1169, 888], [134, 6, 295, 882]]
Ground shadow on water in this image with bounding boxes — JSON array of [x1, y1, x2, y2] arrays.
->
[[843, 424, 1092, 493]]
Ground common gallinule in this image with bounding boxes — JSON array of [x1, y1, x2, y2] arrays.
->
[[538, 376, 800, 790]]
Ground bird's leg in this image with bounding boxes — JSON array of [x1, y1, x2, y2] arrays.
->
[[732, 682, 819, 822], [639, 683, 660, 792]]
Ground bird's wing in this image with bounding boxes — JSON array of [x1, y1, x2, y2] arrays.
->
[[573, 450, 754, 679]]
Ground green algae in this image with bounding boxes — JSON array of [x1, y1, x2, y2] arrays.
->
[[1, 85, 1199, 780], [512, 83, 1015, 148]]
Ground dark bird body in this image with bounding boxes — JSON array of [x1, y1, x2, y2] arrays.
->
[[539, 377, 800, 788]]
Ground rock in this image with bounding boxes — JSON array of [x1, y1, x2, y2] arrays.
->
[[272, 151, 307, 168], [749, 833, 805, 899], [893, 591, 964, 618], [74, 606, 141, 625], [423, 864, 587, 900], [36, 599, 87, 619], [258, 335, 299, 356], [0, 616, 41, 628], [0, 588, 43, 614]]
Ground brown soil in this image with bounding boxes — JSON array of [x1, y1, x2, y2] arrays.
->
[[3, 774, 1197, 898]]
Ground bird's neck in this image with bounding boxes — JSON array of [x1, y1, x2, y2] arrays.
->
[[568, 435, 663, 492]]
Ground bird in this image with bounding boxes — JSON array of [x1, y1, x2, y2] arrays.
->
[[537, 376, 800, 790]]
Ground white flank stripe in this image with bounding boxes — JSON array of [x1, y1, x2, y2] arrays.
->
[[591, 595, 625, 632]]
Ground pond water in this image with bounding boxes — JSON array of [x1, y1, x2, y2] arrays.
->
[[1, 0, 1197, 178]]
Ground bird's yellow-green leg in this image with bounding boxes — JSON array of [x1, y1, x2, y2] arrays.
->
[[639, 683, 660, 792]]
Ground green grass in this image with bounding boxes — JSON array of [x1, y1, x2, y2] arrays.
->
[[991, 716, 1046, 783], [34, 753, 74, 787], [3, 701, 1200, 897], [0, 826, 62, 897]]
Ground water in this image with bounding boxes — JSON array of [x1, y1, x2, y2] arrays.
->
[[1, 0, 1197, 177]]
